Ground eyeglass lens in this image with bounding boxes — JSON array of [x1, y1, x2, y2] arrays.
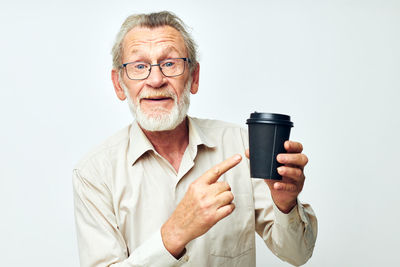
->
[[125, 58, 186, 80]]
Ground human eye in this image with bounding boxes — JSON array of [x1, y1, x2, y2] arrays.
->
[[133, 62, 148, 70], [161, 59, 176, 68]]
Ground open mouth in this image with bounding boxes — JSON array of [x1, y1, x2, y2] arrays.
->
[[145, 97, 171, 101], [142, 96, 173, 102]]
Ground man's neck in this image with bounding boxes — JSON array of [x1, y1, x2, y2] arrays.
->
[[140, 118, 189, 173]]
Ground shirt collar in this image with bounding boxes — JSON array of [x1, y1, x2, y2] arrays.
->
[[187, 116, 216, 149], [128, 116, 216, 166], [128, 121, 155, 166]]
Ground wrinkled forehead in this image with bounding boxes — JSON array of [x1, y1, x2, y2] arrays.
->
[[122, 26, 187, 59]]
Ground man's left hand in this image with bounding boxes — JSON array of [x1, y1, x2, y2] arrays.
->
[[246, 140, 308, 214]]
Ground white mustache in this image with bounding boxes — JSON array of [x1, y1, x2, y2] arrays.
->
[[138, 89, 177, 100]]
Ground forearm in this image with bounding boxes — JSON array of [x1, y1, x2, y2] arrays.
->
[[77, 228, 186, 267], [258, 202, 318, 266], [270, 203, 317, 266], [73, 169, 186, 267], [161, 219, 188, 259], [106, 231, 186, 267], [252, 179, 317, 266]]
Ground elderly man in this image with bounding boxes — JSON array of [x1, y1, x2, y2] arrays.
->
[[73, 11, 317, 267]]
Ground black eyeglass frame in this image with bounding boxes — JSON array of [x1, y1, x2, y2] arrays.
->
[[120, 57, 191, 80]]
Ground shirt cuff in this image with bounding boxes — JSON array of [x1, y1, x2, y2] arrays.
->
[[127, 230, 189, 267], [272, 200, 303, 228]]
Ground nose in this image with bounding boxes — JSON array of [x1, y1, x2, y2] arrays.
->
[[145, 64, 166, 89]]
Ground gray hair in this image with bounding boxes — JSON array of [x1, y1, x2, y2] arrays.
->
[[111, 11, 198, 73]]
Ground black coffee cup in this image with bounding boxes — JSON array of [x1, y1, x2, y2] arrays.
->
[[246, 112, 293, 180]]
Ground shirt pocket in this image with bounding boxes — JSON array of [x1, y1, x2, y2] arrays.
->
[[208, 193, 255, 259]]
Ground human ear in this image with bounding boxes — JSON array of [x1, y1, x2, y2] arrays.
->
[[190, 63, 200, 95], [111, 69, 127, 101]]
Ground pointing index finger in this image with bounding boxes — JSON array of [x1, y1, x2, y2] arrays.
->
[[203, 154, 242, 184]]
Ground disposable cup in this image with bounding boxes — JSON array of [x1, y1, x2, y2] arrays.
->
[[246, 112, 293, 180]]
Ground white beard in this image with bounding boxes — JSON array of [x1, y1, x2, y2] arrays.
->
[[120, 78, 191, 132]]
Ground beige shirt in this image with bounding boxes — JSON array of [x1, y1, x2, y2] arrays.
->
[[73, 117, 317, 267]]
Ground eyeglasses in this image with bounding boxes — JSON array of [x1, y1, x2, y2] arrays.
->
[[121, 57, 190, 80]]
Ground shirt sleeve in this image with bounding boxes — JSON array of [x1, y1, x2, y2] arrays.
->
[[252, 179, 318, 266], [72, 168, 188, 267], [239, 127, 317, 265]]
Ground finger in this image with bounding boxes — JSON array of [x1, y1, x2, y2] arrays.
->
[[284, 140, 303, 153], [277, 153, 308, 168], [215, 203, 235, 221], [273, 181, 298, 192], [202, 154, 242, 184], [215, 191, 234, 208], [209, 181, 231, 196], [245, 149, 249, 159], [277, 166, 305, 181]]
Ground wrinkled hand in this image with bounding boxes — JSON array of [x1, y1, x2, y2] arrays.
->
[[161, 154, 242, 258], [246, 140, 308, 214]]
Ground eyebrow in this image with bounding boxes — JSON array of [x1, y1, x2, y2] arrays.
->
[[128, 46, 182, 61]]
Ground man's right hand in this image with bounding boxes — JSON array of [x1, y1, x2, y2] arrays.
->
[[161, 154, 242, 258]]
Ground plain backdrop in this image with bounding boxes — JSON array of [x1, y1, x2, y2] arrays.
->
[[1, 0, 399, 266]]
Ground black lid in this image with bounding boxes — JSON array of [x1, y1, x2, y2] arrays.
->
[[246, 112, 293, 127]]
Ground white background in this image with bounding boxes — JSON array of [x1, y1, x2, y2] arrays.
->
[[1, 0, 399, 266]]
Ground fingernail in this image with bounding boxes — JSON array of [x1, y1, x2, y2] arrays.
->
[[277, 167, 284, 174], [277, 155, 285, 162], [274, 183, 282, 190], [233, 154, 242, 161]]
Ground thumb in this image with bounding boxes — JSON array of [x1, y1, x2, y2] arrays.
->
[[245, 149, 249, 159]]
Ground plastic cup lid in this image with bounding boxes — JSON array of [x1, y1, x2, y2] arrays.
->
[[246, 112, 293, 127]]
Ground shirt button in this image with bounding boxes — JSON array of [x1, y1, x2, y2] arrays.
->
[[183, 255, 189, 262]]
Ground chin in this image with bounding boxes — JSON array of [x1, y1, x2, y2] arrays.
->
[[124, 83, 191, 132], [134, 107, 186, 132]]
